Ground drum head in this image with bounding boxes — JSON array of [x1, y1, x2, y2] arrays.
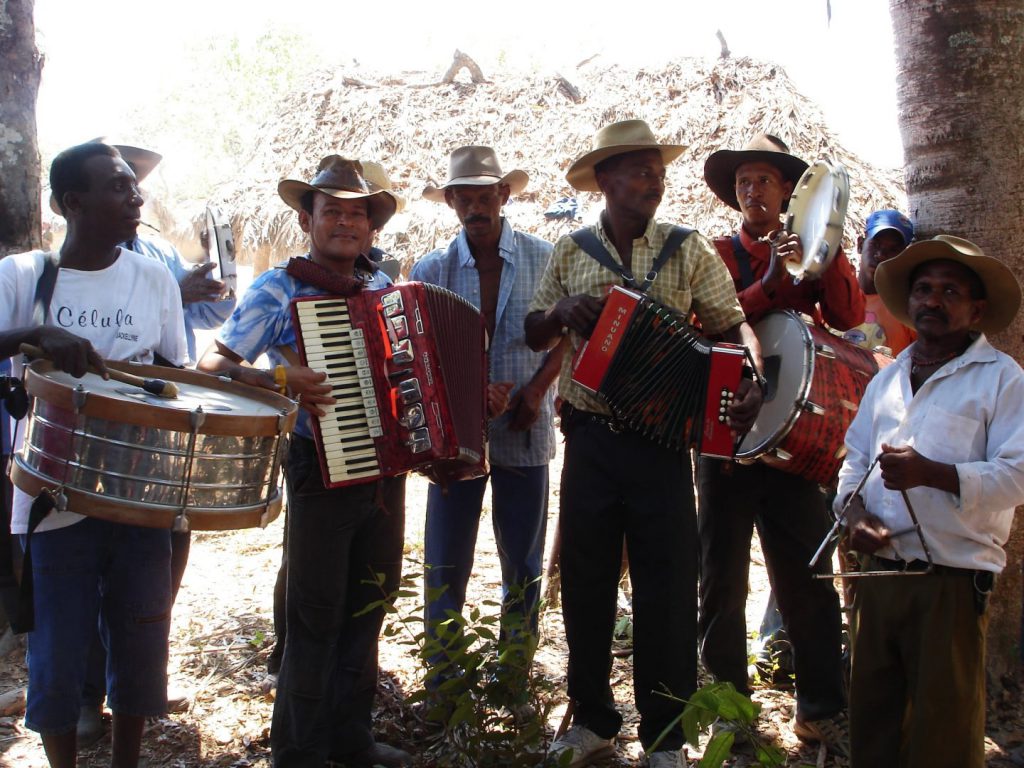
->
[[736, 312, 813, 457], [784, 160, 850, 279], [24, 360, 297, 437]]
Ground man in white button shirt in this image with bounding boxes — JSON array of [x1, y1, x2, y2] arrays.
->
[[836, 235, 1024, 768]]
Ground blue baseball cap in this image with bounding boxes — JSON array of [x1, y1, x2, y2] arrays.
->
[[865, 209, 914, 245]]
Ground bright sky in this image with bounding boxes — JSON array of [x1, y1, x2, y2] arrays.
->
[[33, 0, 904, 170]]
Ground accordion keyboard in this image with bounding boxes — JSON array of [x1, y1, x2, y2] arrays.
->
[[294, 299, 383, 482]]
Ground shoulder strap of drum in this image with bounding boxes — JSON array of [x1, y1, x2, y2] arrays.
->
[[8, 488, 58, 634], [730, 234, 757, 290], [32, 251, 60, 327]]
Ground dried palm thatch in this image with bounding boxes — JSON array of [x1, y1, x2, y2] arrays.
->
[[184, 56, 906, 276]]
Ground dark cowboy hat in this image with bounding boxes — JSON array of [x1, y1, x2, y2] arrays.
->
[[703, 134, 809, 211], [278, 155, 398, 230], [875, 234, 1022, 335]]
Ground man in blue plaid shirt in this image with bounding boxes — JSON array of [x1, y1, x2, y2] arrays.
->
[[413, 146, 561, 695]]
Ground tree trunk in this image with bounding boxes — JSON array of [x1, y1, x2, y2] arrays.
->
[[0, 0, 43, 257], [891, 0, 1024, 685]]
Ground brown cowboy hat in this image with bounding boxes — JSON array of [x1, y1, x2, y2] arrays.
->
[[49, 138, 163, 215], [278, 155, 398, 230], [703, 134, 809, 211], [359, 159, 406, 215], [875, 234, 1022, 335], [566, 119, 684, 192], [422, 146, 528, 203]]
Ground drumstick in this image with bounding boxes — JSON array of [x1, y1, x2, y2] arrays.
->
[[19, 344, 180, 399]]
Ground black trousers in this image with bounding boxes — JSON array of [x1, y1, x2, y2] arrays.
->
[[270, 436, 405, 768], [697, 458, 845, 720], [559, 414, 697, 751]]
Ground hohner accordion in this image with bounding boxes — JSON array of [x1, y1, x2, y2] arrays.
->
[[292, 283, 487, 487], [571, 286, 749, 458]]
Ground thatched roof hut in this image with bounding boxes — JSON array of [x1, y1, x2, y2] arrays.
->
[[190, 56, 906, 276]]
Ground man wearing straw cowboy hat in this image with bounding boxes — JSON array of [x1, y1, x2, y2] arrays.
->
[[698, 134, 859, 755], [413, 146, 559, 703], [1, 141, 186, 768], [525, 119, 763, 768], [263, 158, 407, 681], [837, 235, 1024, 768], [198, 156, 411, 767]]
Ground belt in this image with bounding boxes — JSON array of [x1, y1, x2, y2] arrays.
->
[[864, 554, 977, 578], [560, 402, 626, 434]]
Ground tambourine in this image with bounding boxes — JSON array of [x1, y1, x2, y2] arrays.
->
[[205, 204, 237, 297], [783, 160, 850, 282]]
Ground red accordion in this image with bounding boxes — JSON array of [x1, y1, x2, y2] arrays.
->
[[571, 286, 749, 458], [292, 283, 487, 487]]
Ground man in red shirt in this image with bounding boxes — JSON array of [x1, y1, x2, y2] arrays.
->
[[698, 135, 864, 756]]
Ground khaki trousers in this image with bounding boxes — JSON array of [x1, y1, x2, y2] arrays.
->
[[850, 566, 988, 768]]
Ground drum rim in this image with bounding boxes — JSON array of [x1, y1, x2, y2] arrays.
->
[[735, 310, 815, 459], [23, 359, 297, 437], [10, 457, 283, 531]]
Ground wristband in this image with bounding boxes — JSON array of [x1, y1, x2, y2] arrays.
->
[[273, 365, 288, 395]]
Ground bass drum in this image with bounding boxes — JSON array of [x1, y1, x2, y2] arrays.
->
[[11, 360, 297, 530], [736, 311, 891, 486]]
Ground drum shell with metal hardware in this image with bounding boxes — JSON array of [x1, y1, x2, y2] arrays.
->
[[736, 311, 891, 486], [10, 360, 297, 530]]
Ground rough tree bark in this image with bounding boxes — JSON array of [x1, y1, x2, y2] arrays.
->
[[0, 0, 42, 257], [891, 0, 1024, 685]]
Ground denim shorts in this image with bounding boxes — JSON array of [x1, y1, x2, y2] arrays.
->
[[22, 516, 171, 733]]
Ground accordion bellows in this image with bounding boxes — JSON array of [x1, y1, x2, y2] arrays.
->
[[572, 286, 748, 458]]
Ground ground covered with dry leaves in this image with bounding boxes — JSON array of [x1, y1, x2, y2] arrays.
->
[[2, 445, 1024, 767]]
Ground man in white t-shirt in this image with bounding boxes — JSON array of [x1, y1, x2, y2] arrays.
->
[[0, 142, 185, 768]]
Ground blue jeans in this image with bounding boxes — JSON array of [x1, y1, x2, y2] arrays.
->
[[423, 464, 548, 638], [270, 436, 406, 767], [82, 529, 190, 707], [23, 517, 171, 733]]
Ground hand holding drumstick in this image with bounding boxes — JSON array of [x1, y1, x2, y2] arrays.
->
[[20, 341, 179, 399]]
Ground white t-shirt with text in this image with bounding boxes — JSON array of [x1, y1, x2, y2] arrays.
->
[[0, 248, 186, 533]]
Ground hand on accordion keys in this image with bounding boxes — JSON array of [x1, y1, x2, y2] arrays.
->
[[283, 366, 335, 417], [725, 375, 763, 435]]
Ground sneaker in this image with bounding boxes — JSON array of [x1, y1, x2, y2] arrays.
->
[[549, 724, 615, 767], [793, 712, 850, 758], [647, 748, 685, 767]]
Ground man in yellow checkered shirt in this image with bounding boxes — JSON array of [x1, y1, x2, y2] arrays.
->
[[525, 120, 762, 768]]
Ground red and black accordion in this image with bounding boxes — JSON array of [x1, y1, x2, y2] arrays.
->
[[291, 283, 487, 487], [571, 286, 749, 458]]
